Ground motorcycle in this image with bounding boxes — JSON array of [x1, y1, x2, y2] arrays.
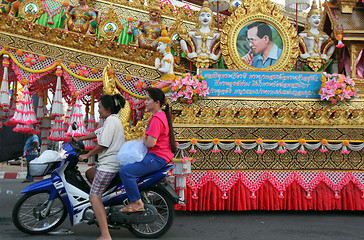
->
[[12, 138, 179, 238]]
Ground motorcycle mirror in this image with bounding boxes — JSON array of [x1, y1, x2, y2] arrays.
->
[[72, 122, 77, 131]]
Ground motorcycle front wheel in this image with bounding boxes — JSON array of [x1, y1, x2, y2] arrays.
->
[[128, 187, 175, 238], [12, 191, 67, 234]]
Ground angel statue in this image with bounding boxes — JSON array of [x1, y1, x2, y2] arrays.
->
[[129, 1, 165, 51], [154, 23, 175, 93], [179, 0, 221, 69], [62, 0, 101, 35], [298, 0, 335, 71]]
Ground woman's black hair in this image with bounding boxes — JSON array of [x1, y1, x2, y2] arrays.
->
[[99, 94, 125, 114], [146, 88, 177, 153]]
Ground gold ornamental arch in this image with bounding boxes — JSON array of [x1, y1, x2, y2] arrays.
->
[[220, 0, 299, 71]]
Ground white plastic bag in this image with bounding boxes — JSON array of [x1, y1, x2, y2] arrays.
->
[[117, 139, 148, 166], [31, 150, 60, 163]]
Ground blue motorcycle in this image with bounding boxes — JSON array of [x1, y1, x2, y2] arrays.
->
[[12, 139, 179, 238]]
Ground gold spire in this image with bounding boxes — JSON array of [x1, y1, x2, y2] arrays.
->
[[158, 22, 172, 46], [200, 0, 213, 14], [307, 0, 320, 17]]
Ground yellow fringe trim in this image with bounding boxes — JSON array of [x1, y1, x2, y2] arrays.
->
[[60, 63, 102, 82], [8, 52, 57, 73]]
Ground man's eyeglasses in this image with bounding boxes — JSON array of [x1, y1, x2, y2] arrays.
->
[[245, 38, 260, 43]]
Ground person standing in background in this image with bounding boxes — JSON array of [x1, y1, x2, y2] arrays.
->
[[22, 132, 39, 183]]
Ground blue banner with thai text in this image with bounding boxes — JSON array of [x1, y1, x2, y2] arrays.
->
[[201, 69, 322, 99]]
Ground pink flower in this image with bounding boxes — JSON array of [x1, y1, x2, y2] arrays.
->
[[184, 90, 193, 100], [331, 99, 337, 104], [352, 88, 360, 98], [341, 89, 351, 100], [321, 88, 335, 101], [345, 77, 355, 86], [170, 92, 178, 102]]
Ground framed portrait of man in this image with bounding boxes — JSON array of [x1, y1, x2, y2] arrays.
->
[[221, 0, 299, 71], [237, 22, 283, 68]]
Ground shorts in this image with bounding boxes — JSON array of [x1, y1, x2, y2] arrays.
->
[[89, 170, 117, 196]]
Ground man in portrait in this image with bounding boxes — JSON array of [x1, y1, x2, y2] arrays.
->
[[241, 22, 282, 68]]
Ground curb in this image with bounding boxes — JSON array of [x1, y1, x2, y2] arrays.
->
[[0, 172, 44, 179], [0, 171, 89, 179]]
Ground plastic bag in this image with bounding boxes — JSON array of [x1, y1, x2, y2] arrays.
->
[[117, 139, 148, 166], [31, 150, 60, 163]]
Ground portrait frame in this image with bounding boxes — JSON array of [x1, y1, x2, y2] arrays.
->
[[220, 0, 299, 71]]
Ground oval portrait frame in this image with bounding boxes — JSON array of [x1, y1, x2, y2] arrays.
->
[[220, 0, 299, 71]]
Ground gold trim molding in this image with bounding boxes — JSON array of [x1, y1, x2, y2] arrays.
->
[[0, 30, 162, 79], [0, 16, 185, 75]]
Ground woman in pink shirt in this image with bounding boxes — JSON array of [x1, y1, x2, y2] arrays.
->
[[119, 88, 177, 212]]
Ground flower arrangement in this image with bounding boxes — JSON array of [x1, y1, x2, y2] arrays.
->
[[77, 66, 89, 77], [23, 54, 37, 67], [319, 73, 360, 104], [134, 78, 147, 91], [170, 73, 209, 104]]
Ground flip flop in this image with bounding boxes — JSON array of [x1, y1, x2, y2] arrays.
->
[[120, 204, 145, 213]]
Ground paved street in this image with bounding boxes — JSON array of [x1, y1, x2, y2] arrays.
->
[[1, 179, 364, 240]]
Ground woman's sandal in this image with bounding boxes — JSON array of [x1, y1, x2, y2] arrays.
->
[[120, 204, 145, 213]]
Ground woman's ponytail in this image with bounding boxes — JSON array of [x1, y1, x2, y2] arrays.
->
[[163, 102, 177, 153]]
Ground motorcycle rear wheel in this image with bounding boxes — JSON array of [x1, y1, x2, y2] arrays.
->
[[12, 191, 67, 234], [128, 188, 175, 238]]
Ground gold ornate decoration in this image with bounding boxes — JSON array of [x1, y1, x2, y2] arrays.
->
[[19, 0, 44, 22], [220, 0, 299, 71], [99, 4, 123, 41], [0, 26, 179, 77], [182, 143, 364, 170], [338, 0, 358, 13], [124, 112, 152, 141], [102, 61, 131, 125], [172, 107, 364, 127], [171, 99, 364, 127], [173, 127, 364, 171]]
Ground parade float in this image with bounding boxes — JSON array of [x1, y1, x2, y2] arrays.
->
[[0, 0, 363, 211]]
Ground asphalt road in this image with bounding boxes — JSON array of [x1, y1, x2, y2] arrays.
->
[[1, 179, 364, 240]]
